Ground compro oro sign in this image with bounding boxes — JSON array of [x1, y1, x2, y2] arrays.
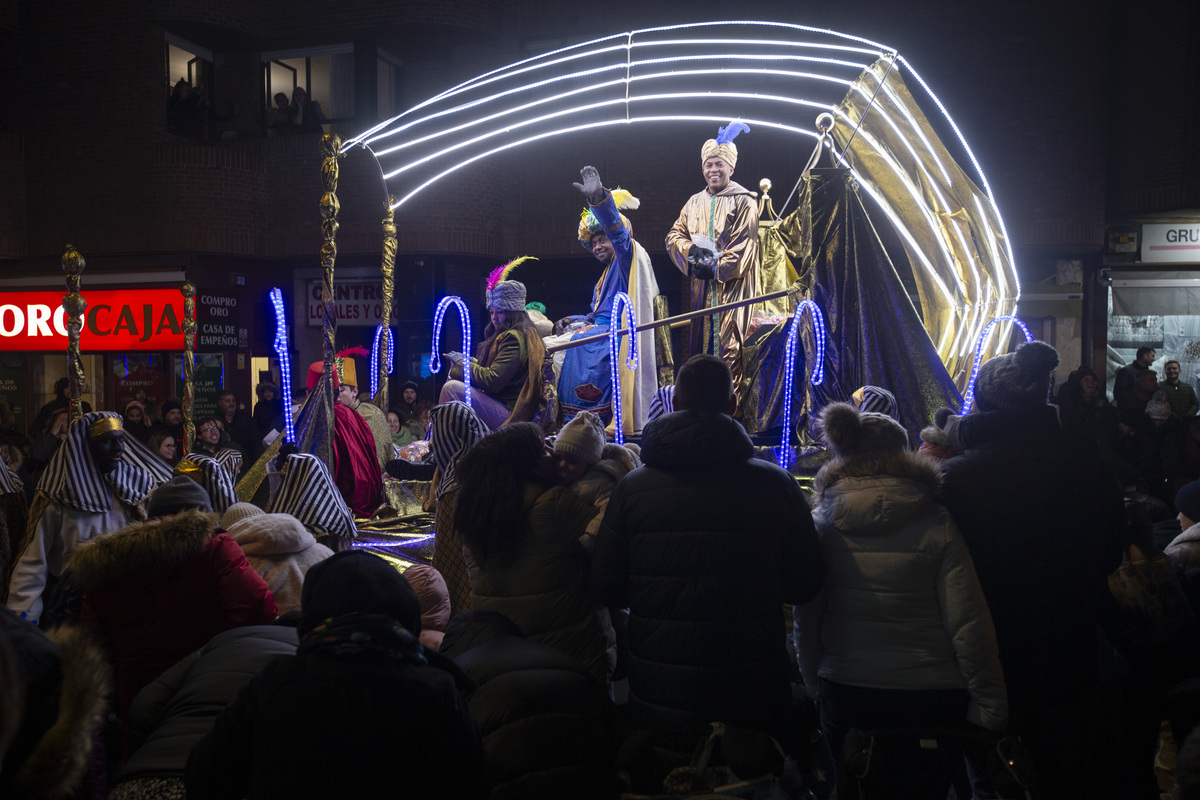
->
[[0, 289, 186, 351], [307, 280, 399, 327], [1143, 223, 1200, 264]]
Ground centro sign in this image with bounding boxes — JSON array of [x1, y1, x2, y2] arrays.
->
[[0, 289, 186, 351]]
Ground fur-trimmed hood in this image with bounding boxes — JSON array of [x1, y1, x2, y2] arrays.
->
[[592, 443, 641, 482], [813, 450, 942, 536], [10, 625, 109, 798], [69, 509, 219, 591]]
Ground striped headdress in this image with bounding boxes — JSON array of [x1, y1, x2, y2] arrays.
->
[[430, 401, 490, 500], [35, 411, 161, 513], [174, 452, 238, 513], [647, 385, 675, 423], [271, 452, 356, 544], [213, 448, 243, 480], [0, 458, 21, 495], [120, 434, 174, 485]]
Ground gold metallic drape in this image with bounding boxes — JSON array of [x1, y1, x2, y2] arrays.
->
[[756, 178, 799, 318], [375, 196, 396, 411], [317, 134, 343, 469], [833, 56, 1019, 389], [60, 245, 87, 424], [181, 282, 197, 452]]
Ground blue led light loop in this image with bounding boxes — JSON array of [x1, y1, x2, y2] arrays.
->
[[960, 315, 1034, 413], [607, 292, 639, 446], [370, 324, 395, 398], [777, 299, 827, 468], [429, 296, 473, 409], [269, 288, 296, 443]]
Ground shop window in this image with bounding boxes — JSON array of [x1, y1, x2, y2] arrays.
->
[[166, 35, 214, 141], [263, 45, 354, 135]]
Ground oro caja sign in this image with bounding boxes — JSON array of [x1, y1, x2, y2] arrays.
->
[[0, 289, 186, 351]]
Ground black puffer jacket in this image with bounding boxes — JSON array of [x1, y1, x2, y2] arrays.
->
[[119, 625, 299, 784], [937, 406, 1127, 706], [450, 631, 623, 800], [592, 410, 823, 735]]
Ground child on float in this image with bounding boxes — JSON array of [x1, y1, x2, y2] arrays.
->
[[552, 411, 640, 550]]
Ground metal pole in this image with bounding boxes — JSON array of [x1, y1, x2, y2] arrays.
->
[[181, 282, 197, 452], [375, 195, 396, 411], [318, 133, 343, 469], [546, 288, 791, 354], [60, 245, 87, 424]]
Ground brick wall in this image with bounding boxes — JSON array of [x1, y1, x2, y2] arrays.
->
[[1, 0, 1195, 299]]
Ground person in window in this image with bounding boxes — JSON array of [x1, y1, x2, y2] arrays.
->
[[266, 92, 294, 134], [290, 86, 325, 134]]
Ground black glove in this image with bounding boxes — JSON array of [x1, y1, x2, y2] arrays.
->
[[572, 166, 605, 206], [687, 246, 716, 280]]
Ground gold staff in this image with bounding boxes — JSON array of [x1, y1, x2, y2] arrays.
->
[[317, 133, 343, 468], [181, 282, 197, 451], [375, 196, 396, 411], [61, 245, 87, 424]]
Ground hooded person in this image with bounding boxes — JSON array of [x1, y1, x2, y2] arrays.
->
[[553, 411, 642, 549], [305, 359, 383, 517], [271, 451, 358, 553], [330, 347, 393, 470], [174, 452, 238, 514], [226, 512, 334, 615], [554, 166, 660, 436], [429, 401, 490, 617], [6, 412, 169, 622], [665, 121, 760, 410], [184, 551, 487, 800], [936, 341, 1128, 798], [70, 476, 277, 717], [439, 258, 546, 430], [121, 400, 153, 445], [402, 563, 451, 652], [794, 402, 1006, 793]]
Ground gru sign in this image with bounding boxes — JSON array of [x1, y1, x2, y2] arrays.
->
[[0, 289, 186, 351]]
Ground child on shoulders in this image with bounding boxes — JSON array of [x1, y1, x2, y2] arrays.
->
[[552, 412, 640, 550]]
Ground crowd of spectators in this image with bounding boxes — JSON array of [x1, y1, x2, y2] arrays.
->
[[8, 349, 1200, 799]]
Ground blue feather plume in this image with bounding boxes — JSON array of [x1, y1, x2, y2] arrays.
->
[[716, 121, 750, 145]]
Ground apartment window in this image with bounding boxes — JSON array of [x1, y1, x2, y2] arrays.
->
[[263, 45, 354, 134], [165, 35, 213, 140], [378, 49, 402, 121]]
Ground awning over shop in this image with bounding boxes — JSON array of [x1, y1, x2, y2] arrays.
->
[[1110, 271, 1200, 317]]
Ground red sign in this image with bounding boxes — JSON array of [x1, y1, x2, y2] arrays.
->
[[0, 289, 186, 351]]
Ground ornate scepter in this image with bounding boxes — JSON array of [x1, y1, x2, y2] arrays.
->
[[61, 245, 87, 424], [317, 133, 343, 468], [373, 196, 397, 410], [181, 281, 197, 451]]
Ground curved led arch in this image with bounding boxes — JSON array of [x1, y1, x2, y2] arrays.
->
[[429, 296, 473, 409], [344, 20, 1019, 386]]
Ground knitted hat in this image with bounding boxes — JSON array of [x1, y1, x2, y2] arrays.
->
[[819, 402, 908, 459], [1147, 390, 1172, 421], [1176, 480, 1200, 524], [700, 121, 749, 168], [554, 412, 606, 466], [854, 385, 899, 420], [221, 501, 266, 530], [161, 399, 182, 416], [299, 550, 421, 637], [973, 340, 1060, 412], [147, 474, 213, 517]]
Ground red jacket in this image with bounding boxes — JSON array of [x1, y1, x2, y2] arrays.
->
[[70, 510, 277, 716]]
